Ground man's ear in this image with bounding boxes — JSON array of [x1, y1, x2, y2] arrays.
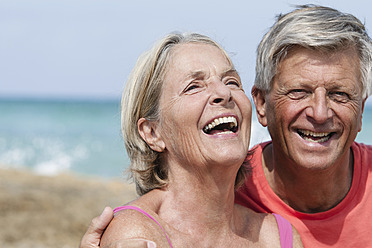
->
[[137, 117, 165, 152], [251, 86, 268, 127], [358, 98, 367, 132]]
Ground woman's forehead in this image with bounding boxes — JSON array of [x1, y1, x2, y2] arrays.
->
[[168, 43, 233, 74]]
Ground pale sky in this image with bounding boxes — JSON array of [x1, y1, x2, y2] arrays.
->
[[2, 0, 372, 104]]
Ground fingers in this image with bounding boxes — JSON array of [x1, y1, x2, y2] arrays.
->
[[104, 239, 157, 248], [79, 206, 114, 248], [97, 206, 114, 230]]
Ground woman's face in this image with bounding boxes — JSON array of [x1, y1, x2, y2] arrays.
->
[[157, 43, 252, 169]]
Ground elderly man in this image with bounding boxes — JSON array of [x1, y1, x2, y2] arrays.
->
[[235, 4, 372, 247], [80, 5, 372, 248]]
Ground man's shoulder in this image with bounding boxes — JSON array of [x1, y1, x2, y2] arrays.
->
[[352, 142, 372, 163], [353, 142, 372, 152]]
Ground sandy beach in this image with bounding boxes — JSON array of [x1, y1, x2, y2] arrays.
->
[[0, 167, 137, 248]]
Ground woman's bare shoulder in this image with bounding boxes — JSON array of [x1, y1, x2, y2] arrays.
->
[[292, 224, 304, 247], [234, 204, 282, 247], [101, 193, 170, 247], [261, 212, 303, 248]]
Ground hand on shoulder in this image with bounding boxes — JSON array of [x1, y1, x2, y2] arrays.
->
[[100, 206, 170, 248], [80, 207, 114, 248], [101, 238, 156, 248]]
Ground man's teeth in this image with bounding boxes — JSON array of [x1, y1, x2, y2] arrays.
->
[[298, 129, 332, 143], [300, 130, 330, 137], [203, 116, 237, 133]]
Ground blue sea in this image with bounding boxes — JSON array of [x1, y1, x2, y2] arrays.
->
[[0, 98, 128, 178], [1, 98, 371, 178]]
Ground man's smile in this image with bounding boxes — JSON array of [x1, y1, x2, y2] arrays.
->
[[297, 129, 335, 143]]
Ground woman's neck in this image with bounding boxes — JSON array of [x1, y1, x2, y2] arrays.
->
[[158, 164, 243, 237]]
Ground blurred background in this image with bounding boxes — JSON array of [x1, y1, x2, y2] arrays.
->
[[1, 1, 372, 247], [2, 0, 372, 178]]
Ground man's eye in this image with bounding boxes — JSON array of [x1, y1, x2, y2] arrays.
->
[[329, 91, 350, 102], [287, 89, 307, 99]]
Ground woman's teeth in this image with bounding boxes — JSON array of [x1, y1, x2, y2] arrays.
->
[[203, 116, 238, 134]]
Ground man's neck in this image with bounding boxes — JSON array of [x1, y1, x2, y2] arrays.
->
[[261, 143, 354, 213]]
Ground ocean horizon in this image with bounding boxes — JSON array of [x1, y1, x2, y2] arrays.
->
[[1, 98, 371, 179]]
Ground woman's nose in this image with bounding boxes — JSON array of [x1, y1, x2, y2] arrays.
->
[[209, 81, 232, 105]]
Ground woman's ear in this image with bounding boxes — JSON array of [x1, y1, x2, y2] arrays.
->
[[251, 86, 268, 127], [137, 117, 165, 152]]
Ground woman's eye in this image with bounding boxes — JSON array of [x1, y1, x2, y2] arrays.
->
[[184, 83, 201, 93], [287, 89, 307, 99], [226, 80, 240, 88], [186, 85, 198, 91]]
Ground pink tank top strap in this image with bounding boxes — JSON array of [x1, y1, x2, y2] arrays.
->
[[113, 205, 173, 248], [272, 213, 293, 248]]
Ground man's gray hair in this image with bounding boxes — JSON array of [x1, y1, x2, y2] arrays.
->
[[255, 4, 372, 98]]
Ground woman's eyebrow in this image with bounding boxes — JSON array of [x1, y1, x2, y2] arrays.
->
[[185, 68, 238, 80], [187, 70, 207, 79], [221, 68, 239, 77]]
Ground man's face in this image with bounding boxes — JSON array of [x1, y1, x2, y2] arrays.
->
[[253, 46, 365, 169]]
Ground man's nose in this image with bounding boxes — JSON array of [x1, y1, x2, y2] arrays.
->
[[306, 88, 333, 123]]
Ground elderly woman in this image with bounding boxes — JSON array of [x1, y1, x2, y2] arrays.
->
[[100, 33, 303, 247]]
